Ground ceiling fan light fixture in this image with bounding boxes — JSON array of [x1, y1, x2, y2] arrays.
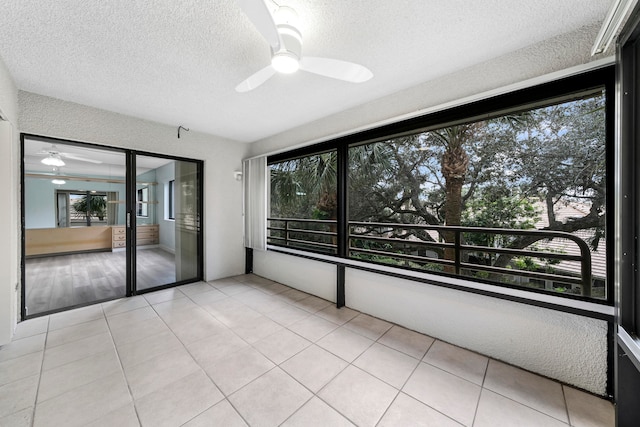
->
[[274, 6, 298, 27], [41, 154, 65, 167], [236, 1, 372, 91], [272, 51, 299, 73]]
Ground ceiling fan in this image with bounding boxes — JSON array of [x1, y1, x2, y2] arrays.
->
[[235, 0, 373, 92], [35, 144, 102, 166]]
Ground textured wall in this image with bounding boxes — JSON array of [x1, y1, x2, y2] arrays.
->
[[346, 269, 608, 395], [0, 55, 19, 345], [0, 55, 18, 123], [253, 250, 608, 395], [18, 91, 249, 280], [253, 250, 337, 302]]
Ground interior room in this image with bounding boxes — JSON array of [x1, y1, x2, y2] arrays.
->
[[22, 137, 197, 315], [1, 0, 639, 426]]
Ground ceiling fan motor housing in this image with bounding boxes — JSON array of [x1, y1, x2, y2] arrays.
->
[[271, 7, 302, 73]]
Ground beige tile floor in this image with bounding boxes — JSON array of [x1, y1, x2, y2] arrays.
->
[[0, 274, 614, 427]]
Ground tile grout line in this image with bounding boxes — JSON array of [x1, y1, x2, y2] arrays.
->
[[102, 303, 143, 427], [305, 315, 391, 426], [242, 277, 442, 425], [371, 337, 442, 427], [561, 384, 573, 426], [193, 277, 308, 425], [149, 287, 255, 425], [210, 276, 307, 425], [482, 384, 574, 425], [482, 358, 577, 424], [215, 278, 356, 425], [43, 318, 107, 350], [29, 315, 50, 427], [470, 357, 491, 426], [307, 362, 358, 426], [373, 391, 401, 427], [311, 358, 436, 427], [19, 274, 610, 426]]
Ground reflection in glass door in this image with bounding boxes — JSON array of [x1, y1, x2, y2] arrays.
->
[[23, 137, 127, 316], [134, 155, 201, 291]]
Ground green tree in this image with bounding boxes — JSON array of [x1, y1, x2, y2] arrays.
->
[[270, 152, 337, 219], [270, 91, 606, 294], [72, 194, 107, 221]]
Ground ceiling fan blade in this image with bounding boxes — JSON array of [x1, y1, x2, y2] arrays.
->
[[300, 57, 373, 83], [60, 153, 103, 164], [238, 0, 280, 50], [236, 65, 276, 93]]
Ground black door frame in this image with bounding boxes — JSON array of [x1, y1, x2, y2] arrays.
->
[[20, 134, 204, 319], [615, 4, 640, 425]]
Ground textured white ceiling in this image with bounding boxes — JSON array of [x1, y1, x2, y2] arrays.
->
[[0, 0, 611, 142]]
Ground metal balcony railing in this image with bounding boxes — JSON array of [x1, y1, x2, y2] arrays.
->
[[267, 218, 594, 298]]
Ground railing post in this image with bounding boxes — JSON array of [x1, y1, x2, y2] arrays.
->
[[336, 264, 345, 308], [337, 143, 348, 259], [345, 224, 350, 256], [284, 220, 289, 247], [454, 229, 461, 276], [581, 246, 592, 298], [245, 248, 253, 274]]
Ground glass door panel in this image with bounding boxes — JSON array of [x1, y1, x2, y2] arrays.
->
[[134, 155, 201, 291], [23, 137, 127, 316], [22, 138, 203, 317]]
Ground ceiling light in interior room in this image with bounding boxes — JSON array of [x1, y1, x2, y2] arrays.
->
[[591, 0, 638, 55], [51, 167, 66, 185], [41, 154, 65, 167]]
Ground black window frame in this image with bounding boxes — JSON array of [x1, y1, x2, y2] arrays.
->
[[268, 150, 339, 255], [58, 190, 109, 227], [268, 66, 615, 306]]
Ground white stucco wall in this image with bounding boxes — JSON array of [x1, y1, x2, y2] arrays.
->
[[18, 91, 249, 281], [253, 250, 609, 395], [347, 269, 608, 395], [0, 55, 19, 345], [253, 250, 337, 302]]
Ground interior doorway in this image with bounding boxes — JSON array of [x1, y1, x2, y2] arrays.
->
[[21, 136, 203, 317]]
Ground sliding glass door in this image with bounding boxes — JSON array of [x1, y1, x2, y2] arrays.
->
[[134, 155, 202, 291], [22, 136, 203, 317], [22, 137, 127, 316]]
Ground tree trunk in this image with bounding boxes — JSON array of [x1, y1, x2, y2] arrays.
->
[[441, 137, 469, 273]]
